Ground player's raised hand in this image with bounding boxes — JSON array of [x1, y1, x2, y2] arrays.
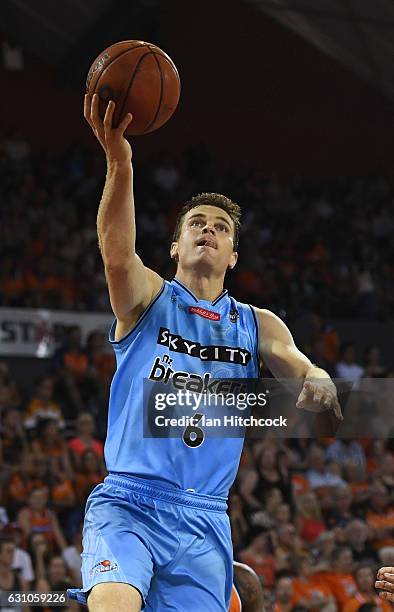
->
[[376, 567, 394, 602], [84, 93, 133, 164], [296, 380, 343, 420]]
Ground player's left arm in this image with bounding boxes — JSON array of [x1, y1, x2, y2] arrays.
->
[[255, 308, 343, 420]]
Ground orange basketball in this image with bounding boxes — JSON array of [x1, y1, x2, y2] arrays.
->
[[86, 40, 180, 136]]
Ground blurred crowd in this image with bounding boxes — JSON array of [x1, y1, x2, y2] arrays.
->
[[1, 134, 394, 610], [231, 437, 394, 612], [1, 134, 394, 319], [0, 366, 106, 610], [0, 328, 393, 610]]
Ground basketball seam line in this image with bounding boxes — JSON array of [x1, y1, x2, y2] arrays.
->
[[143, 50, 164, 134], [115, 50, 153, 130]]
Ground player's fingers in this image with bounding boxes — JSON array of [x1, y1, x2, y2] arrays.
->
[[84, 94, 92, 125], [296, 388, 308, 408], [378, 568, 394, 577], [379, 591, 394, 602], [89, 93, 107, 145], [375, 580, 394, 592], [91, 93, 103, 129], [117, 112, 133, 135], [313, 389, 324, 404], [103, 100, 115, 132]]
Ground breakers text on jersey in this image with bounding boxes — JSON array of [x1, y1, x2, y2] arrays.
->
[[149, 357, 247, 394]]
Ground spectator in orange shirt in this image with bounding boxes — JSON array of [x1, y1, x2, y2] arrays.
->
[[273, 523, 305, 573], [238, 529, 276, 589], [343, 564, 391, 612], [274, 575, 294, 612], [17, 487, 67, 553], [292, 554, 335, 609], [31, 419, 73, 480], [314, 545, 357, 609]]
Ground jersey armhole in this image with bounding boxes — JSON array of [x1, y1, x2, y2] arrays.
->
[[109, 281, 167, 348], [248, 304, 261, 377]]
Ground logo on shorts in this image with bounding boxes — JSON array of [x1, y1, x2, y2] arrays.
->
[[90, 560, 118, 575]]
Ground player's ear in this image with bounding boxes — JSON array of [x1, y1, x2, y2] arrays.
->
[[170, 242, 179, 262], [228, 251, 238, 270]]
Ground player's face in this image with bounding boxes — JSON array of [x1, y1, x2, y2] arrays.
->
[[171, 205, 238, 273]]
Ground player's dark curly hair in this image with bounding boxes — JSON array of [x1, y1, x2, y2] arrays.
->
[[172, 193, 241, 250]]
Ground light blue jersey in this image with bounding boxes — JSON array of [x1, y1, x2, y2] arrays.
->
[[105, 278, 260, 498], [68, 278, 260, 609]]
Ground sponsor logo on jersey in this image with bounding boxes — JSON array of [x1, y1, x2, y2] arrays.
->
[[188, 306, 221, 321], [90, 560, 118, 575], [157, 327, 251, 365]]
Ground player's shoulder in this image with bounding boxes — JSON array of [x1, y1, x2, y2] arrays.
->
[[249, 306, 292, 342]]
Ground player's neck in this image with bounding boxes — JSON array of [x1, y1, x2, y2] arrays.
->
[[175, 270, 225, 303]]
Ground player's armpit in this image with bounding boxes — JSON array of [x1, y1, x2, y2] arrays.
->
[[105, 254, 163, 333], [255, 308, 312, 379]]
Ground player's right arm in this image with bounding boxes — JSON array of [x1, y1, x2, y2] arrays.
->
[[84, 94, 163, 340]]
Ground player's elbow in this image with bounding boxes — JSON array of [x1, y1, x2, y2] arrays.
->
[[101, 242, 135, 274]]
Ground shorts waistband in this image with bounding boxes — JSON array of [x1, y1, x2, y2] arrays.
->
[[105, 474, 227, 512]]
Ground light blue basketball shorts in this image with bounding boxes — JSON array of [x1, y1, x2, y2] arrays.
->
[[67, 474, 233, 611]]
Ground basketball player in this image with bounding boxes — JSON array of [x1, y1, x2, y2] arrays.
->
[[68, 93, 342, 611], [230, 561, 265, 612], [375, 567, 394, 603]]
